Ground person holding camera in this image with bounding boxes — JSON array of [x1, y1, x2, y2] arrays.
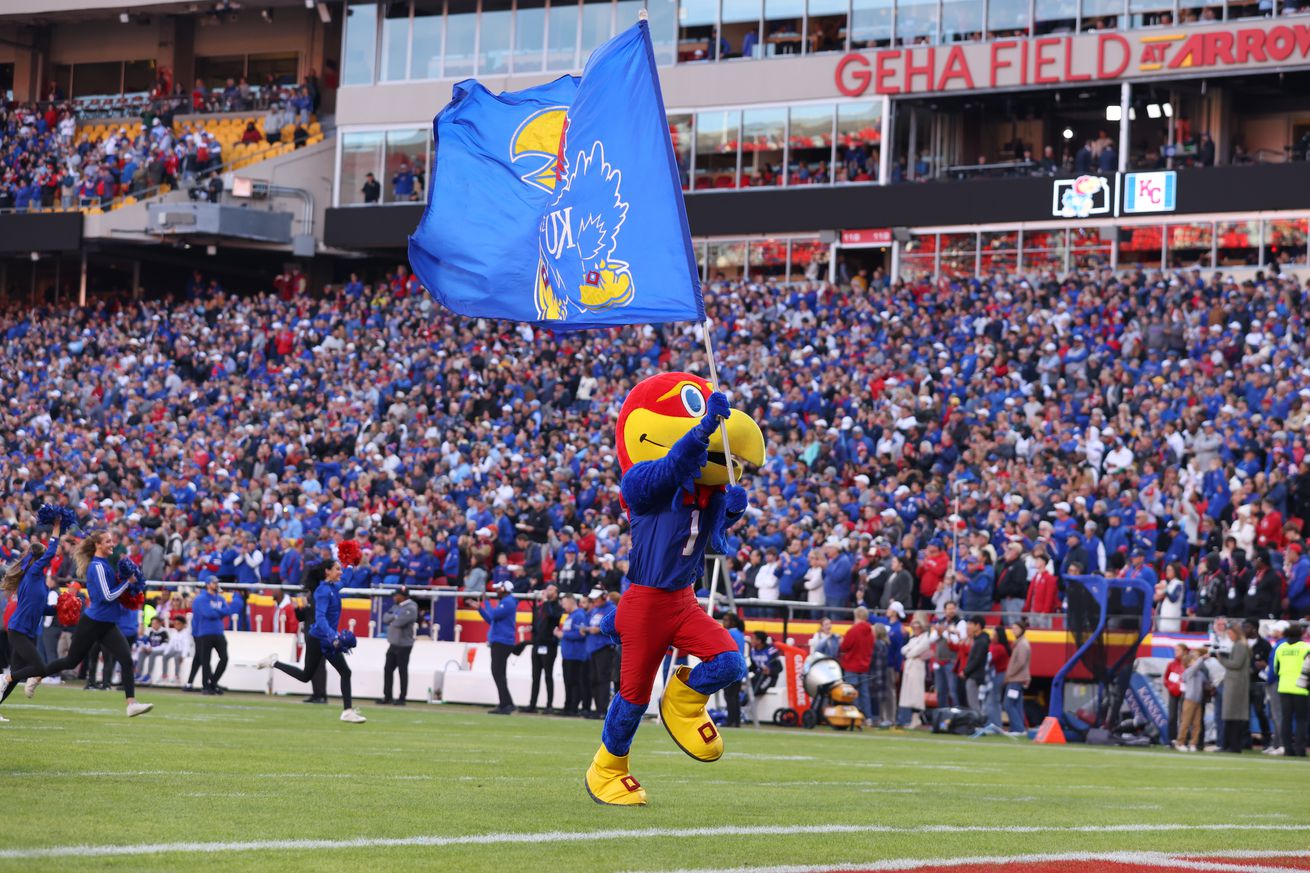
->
[[378, 586, 417, 705], [479, 579, 519, 715], [1214, 624, 1251, 753]]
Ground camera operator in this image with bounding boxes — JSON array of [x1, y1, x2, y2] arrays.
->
[[378, 586, 417, 705]]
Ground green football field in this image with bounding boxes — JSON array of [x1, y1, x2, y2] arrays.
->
[[0, 686, 1306, 873]]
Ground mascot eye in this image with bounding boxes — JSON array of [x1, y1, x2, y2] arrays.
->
[[681, 385, 707, 418]]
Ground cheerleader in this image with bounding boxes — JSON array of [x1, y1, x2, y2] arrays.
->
[[21, 530, 153, 718], [0, 516, 63, 717], [258, 555, 366, 723]]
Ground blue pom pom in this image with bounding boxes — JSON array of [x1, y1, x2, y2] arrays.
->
[[338, 630, 358, 653], [59, 507, 78, 530], [118, 557, 141, 582], [37, 505, 59, 527]]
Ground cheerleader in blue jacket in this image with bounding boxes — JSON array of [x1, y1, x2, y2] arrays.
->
[[259, 558, 366, 723], [0, 516, 63, 716], [24, 530, 153, 717]]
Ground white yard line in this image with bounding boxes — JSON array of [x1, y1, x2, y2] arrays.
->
[[1, 823, 1309, 860]]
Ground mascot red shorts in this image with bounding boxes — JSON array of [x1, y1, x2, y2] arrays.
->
[[615, 584, 737, 705]]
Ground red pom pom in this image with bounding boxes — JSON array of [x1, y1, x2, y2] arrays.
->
[[120, 590, 146, 611], [337, 540, 362, 568], [56, 591, 83, 627]]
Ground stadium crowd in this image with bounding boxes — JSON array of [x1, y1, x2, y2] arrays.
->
[[1, 261, 1310, 745]]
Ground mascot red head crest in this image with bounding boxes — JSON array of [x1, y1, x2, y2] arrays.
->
[[615, 372, 766, 487]]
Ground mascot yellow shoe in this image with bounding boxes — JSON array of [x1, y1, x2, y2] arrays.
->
[[660, 665, 724, 763], [584, 747, 648, 806]]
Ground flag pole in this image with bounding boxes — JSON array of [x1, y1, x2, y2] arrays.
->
[[702, 317, 737, 487]]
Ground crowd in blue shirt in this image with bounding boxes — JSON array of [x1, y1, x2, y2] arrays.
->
[[3, 263, 1310, 628]]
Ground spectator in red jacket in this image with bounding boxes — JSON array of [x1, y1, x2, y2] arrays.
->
[[1025, 563, 1061, 627], [1163, 643, 1187, 745], [839, 606, 874, 723], [1257, 498, 1285, 551], [917, 542, 948, 612]]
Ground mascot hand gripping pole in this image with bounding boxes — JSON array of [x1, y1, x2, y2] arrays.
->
[[584, 372, 766, 806]]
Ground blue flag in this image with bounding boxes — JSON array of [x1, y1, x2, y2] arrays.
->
[[408, 20, 703, 330]]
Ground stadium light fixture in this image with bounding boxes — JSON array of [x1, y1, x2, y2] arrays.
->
[[1162, 102, 1173, 117], [261, 7, 273, 21], [1062, 128, 1074, 140], [317, 2, 331, 22], [304, 0, 314, 6], [119, 11, 130, 22], [1105, 105, 1121, 122], [1146, 103, 1161, 119]]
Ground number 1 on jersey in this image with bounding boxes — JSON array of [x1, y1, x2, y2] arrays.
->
[[682, 509, 701, 557]]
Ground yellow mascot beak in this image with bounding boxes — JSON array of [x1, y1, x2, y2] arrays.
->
[[622, 405, 766, 487]]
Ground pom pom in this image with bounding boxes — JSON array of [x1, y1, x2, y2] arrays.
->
[[337, 540, 362, 568], [118, 557, 141, 582], [56, 590, 83, 627], [119, 588, 146, 611], [37, 504, 59, 527], [59, 507, 78, 530], [337, 630, 358, 653]]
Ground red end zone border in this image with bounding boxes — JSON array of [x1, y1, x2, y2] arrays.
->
[[821, 852, 1310, 873]]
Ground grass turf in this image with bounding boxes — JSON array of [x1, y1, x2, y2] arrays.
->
[[0, 685, 1305, 873]]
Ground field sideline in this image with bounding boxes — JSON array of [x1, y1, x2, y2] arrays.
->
[[0, 686, 1305, 873]]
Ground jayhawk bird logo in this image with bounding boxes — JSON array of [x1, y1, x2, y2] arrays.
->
[[534, 140, 636, 323]]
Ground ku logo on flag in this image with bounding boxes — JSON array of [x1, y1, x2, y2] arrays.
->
[[529, 138, 636, 324]]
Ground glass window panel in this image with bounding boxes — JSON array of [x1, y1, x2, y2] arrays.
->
[[1130, 0, 1173, 27], [582, 0, 615, 58], [1117, 225, 1163, 269], [741, 107, 786, 187], [445, 0, 478, 76], [896, 0, 938, 45], [123, 60, 155, 94], [806, 0, 847, 53], [72, 61, 122, 97], [1229, 0, 1264, 19], [384, 129, 429, 203], [1264, 219, 1308, 266], [1069, 227, 1112, 269], [940, 232, 976, 277], [648, 0, 678, 64], [547, 0, 579, 69], [1177, 0, 1220, 25], [764, 0, 804, 56], [616, 0, 644, 33], [788, 104, 833, 184], [790, 240, 827, 282], [678, 0, 717, 61], [53, 64, 73, 102], [411, 0, 444, 79], [341, 130, 385, 204], [941, 0, 983, 41], [1035, 0, 1077, 33], [980, 231, 1019, 275], [750, 239, 790, 280], [707, 241, 747, 281], [694, 110, 740, 189], [669, 113, 693, 190], [1022, 228, 1069, 274], [900, 233, 939, 281], [1167, 223, 1213, 269], [1079, 0, 1121, 29], [480, 0, 513, 73], [988, 0, 1029, 35], [248, 52, 300, 86], [1216, 221, 1259, 268], [381, 1, 411, 82], [851, 0, 893, 48], [837, 101, 881, 182], [196, 56, 244, 90], [722, 0, 763, 58], [514, 0, 547, 72], [343, 2, 379, 86]]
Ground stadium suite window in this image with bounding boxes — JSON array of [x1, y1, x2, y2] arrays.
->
[[851, 0, 893, 48], [751, 238, 790, 279], [1168, 222, 1213, 269], [480, 0, 513, 75], [1265, 218, 1308, 267], [806, 0, 848, 53], [344, 1, 380, 85], [764, 0, 804, 55], [446, 0, 479, 77], [1078, 0, 1123, 31], [788, 103, 834, 184], [582, 0, 616, 58], [515, 0, 548, 72], [678, 0, 718, 61], [70, 61, 126, 98], [694, 109, 741, 189], [411, 0, 445, 79], [1217, 221, 1259, 268], [895, 0, 938, 45], [1034, 0, 1077, 33], [385, 129, 430, 203], [381, 1, 411, 82], [987, 0, 1031, 35], [341, 131, 386, 205], [669, 113, 693, 189], [837, 100, 880, 182], [648, 0, 679, 64], [548, 0, 580, 69], [722, 0, 763, 58], [941, 0, 983, 41], [741, 107, 786, 186]]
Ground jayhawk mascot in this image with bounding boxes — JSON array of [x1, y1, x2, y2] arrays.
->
[[584, 372, 766, 806]]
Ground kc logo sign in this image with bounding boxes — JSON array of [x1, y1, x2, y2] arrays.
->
[[1123, 171, 1177, 214]]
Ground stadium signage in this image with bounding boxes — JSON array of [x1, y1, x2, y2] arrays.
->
[[836, 19, 1310, 96], [840, 228, 892, 246], [1122, 171, 1177, 214]]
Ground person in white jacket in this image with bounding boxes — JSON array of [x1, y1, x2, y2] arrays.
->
[[899, 618, 932, 728], [1231, 505, 1257, 557], [754, 549, 781, 603], [803, 552, 826, 610]]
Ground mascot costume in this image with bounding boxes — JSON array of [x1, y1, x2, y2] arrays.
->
[[584, 372, 766, 806]]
